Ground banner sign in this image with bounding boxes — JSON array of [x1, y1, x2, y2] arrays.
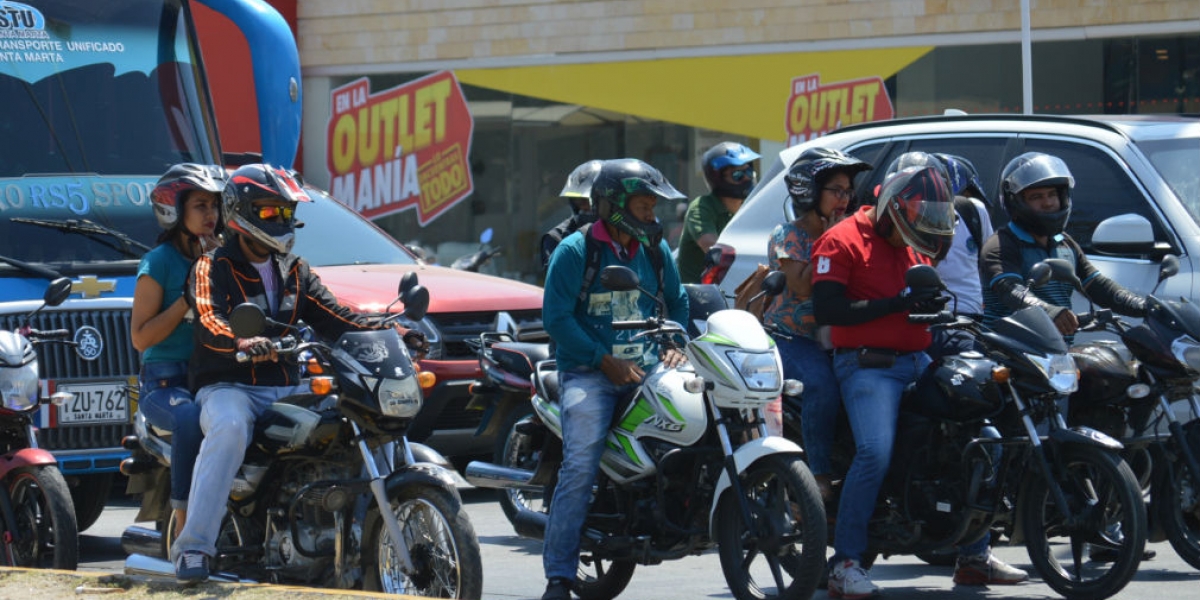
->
[[785, 73, 893, 146], [326, 71, 474, 225]]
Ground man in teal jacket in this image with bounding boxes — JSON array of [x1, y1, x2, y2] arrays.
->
[[539, 158, 689, 600]]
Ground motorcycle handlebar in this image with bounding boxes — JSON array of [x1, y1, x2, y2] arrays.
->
[[1076, 308, 1113, 332], [613, 319, 655, 331], [908, 311, 955, 325], [235, 336, 298, 363]]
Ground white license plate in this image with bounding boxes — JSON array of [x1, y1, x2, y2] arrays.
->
[[56, 382, 129, 424]]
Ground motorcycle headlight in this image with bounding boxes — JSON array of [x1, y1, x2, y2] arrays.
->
[[368, 375, 424, 419], [725, 350, 781, 392], [1025, 352, 1079, 394], [1170, 335, 1200, 373], [0, 362, 39, 411]]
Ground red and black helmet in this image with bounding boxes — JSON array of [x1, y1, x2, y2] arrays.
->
[[223, 164, 311, 254], [151, 163, 227, 232]]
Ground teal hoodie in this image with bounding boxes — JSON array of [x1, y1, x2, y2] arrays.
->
[[543, 224, 689, 372]]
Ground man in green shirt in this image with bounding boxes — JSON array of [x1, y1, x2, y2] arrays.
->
[[676, 141, 759, 283]]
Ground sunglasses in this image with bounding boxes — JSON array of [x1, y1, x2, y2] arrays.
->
[[256, 205, 295, 221], [822, 187, 855, 200], [726, 166, 756, 184]]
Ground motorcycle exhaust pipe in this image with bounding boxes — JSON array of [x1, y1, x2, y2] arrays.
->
[[121, 526, 165, 559], [463, 461, 539, 490], [512, 506, 548, 540], [124, 553, 239, 583]]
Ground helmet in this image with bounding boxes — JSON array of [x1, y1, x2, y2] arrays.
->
[[223, 164, 312, 255], [999, 152, 1073, 237], [932, 153, 986, 200], [702, 142, 760, 199], [559, 160, 603, 215], [151, 163, 226, 232], [877, 165, 956, 260], [783, 147, 872, 221], [884, 151, 950, 184], [591, 159, 685, 247]]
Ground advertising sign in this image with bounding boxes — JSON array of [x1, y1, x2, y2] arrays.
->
[[785, 73, 894, 146], [326, 71, 474, 225]]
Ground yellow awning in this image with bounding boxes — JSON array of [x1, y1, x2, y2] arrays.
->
[[456, 47, 932, 142]]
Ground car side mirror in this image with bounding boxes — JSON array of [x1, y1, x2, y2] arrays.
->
[[1091, 213, 1166, 257], [599, 265, 640, 292], [229, 303, 267, 338], [402, 285, 430, 321], [43, 277, 73, 307]]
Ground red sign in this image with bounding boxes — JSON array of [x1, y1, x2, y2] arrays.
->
[[785, 73, 893, 146], [326, 71, 474, 225]]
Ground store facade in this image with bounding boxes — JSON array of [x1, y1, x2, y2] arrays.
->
[[286, 1, 1199, 283]]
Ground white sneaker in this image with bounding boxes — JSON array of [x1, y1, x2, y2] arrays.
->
[[828, 559, 880, 599]]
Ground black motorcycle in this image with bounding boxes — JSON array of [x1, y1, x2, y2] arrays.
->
[[1062, 254, 1200, 569], [120, 277, 483, 598], [805, 263, 1146, 600]]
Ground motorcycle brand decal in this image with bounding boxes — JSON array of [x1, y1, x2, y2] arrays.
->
[[646, 414, 684, 433], [785, 73, 894, 146], [326, 71, 476, 226], [950, 373, 965, 386], [73, 325, 103, 361], [70, 275, 117, 299], [351, 342, 389, 363]]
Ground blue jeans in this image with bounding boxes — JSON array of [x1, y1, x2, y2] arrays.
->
[[776, 335, 839, 477], [138, 361, 201, 510], [543, 368, 635, 580]]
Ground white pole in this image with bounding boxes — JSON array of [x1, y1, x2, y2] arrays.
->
[[1021, 0, 1033, 114]]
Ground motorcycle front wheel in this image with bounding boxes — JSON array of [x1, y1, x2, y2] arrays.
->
[[363, 484, 483, 599], [4, 466, 78, 569], [716, 455, 826, 600], [1020, 445, 1145, 600], [1152, 440, 1200, 570]]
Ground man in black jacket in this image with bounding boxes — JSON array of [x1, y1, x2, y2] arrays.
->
[[171, 164, 426, 583]]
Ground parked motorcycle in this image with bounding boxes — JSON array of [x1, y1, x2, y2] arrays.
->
[[0, 276, 79, 569], [120, 276, 483, 598], [802, 263, 1145, 600], [466, 266, 826, 600], [1060, 254, 1200, 569], [451, 228, 502, 272]]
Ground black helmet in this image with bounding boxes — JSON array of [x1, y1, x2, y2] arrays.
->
[[783, 147, 872, 221], [702, 142, 760, 199], [559, 160, 603, 215], [591, 159, 685, 247], [932, 153, 986, 200], [884, 151, 950, 184], [151, 163, 227, 232], [999, 152, 1073, 237], [223, 164, 311, 254], [877, 165, 956, 260]]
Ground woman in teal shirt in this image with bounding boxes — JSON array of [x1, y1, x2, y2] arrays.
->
[[130, 163, 225, 533]]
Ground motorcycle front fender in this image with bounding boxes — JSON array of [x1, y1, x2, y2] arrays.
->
[[1050, 426, 1124, 451], [383, 462, 462, 501], [0, 447, 58, 478], [707, 436, 805, 537]]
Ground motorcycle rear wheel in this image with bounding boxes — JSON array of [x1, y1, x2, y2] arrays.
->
[[495, 407, 546, 525], [716, 455, 826, 600], [4, 466, 78, 569], [574, 556, 636, 600], [363, 484, 483, 599], [1152, 447, 1200, 570], [1020, 445, 1145, 600]]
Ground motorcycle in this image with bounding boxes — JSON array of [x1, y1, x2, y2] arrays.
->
[[804, 263, 1146, 600], [0, 277, 79, 570], [465, 266, 827, 600], [1062, 254, 1200, 569], [120, 275, 483, 598], [450, 228, 502, 272]]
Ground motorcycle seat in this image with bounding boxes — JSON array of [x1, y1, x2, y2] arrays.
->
[[492, 342, 551, 380]]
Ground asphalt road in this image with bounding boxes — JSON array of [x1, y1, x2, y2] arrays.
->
[[81, 485, 1200, 600]]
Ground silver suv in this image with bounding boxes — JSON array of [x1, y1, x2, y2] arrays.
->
[[710, 114, 1200, 310]]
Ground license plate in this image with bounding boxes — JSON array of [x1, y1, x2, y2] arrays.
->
[[56, 382, 129, 424]]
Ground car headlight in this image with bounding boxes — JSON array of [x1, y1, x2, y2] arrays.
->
[[1025, 352, 1078, 394], [1171, 335, 1200, 373], [387, 315, 443, 360], [366, 375, 424, 418], [0, 362, 38, 411], [725, 350, 781, 392]]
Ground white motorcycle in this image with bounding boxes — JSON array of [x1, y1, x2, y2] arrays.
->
[[466, 266, 826, 600]]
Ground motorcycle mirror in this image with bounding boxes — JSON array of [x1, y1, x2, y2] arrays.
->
[[229, 303, 267, 338], [599, 265, 640, 292], [480, 228, 494, 245], [1028, 262, 1052, 287], [399, 272, 418, 295], [1044, 258, 1083, 290], [904, 264, 942, 290], [43, 277, 73, 308], [1159, 255, 1180, 282], [761, 271, 787, 296], [402, 284, 430, 321]]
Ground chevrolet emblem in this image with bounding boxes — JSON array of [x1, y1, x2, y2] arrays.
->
[[71, 276, 117, 299]]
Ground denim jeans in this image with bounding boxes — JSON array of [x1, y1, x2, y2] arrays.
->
[[138, 361, 201, 510], [543, 368, 635, 580], [171, 382, 308, 560], [776, 335, 839, 477], [830, 350, 930, 563]]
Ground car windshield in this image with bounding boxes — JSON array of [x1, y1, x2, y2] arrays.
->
[[292, 187, 417, 267], [1139, 136, 1200, 227]]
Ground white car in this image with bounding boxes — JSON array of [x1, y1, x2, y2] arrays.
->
[[709, 114, 1200, 311]]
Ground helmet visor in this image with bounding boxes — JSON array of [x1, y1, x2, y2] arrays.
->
[[892, 198, 956, 259], [1005, 154, 1074, 195]]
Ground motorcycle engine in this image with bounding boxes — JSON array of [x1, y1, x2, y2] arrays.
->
[[266, 459, 357, 580]]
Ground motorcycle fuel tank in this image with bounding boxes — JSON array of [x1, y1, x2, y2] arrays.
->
[[600, 365, 708, 483]]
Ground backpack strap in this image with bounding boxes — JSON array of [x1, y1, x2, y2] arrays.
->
[[576, 223, 667, 309], [954, 196, 984, 253]]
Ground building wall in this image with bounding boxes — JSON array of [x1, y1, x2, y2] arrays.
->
[[296, 0, 1200, 68]]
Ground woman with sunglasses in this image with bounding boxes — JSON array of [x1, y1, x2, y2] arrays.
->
[[131, 163, 227, 534], [764, 147, 872, 503], [675, 141, 760, 283]]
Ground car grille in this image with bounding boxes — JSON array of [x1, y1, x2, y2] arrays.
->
[[428, 309, 545, 359], [0, 309, 139, 450]]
